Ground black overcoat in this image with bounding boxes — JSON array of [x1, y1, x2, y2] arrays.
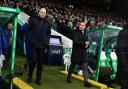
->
[[26, 16, 51, 48], [71, 29, 89, 64]]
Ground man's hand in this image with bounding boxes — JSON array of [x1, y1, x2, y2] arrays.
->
[[85, 41, 89, 48]]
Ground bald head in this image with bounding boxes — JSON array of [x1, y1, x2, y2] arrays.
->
[[39, 8, 46, 18]]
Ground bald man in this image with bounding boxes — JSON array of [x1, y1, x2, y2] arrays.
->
[[38, 8, 46, 18], [22, 8, 51, 85]]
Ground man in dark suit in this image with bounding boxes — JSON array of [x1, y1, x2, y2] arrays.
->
[[67, 21, 91, 87], [116, 24, 128, 89], [22, 8, 51, 85]]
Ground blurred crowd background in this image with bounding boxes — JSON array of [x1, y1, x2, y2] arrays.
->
[[0, 0, 128, 38]]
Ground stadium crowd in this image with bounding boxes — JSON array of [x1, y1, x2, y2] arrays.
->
[[0, 0, 127, 30]]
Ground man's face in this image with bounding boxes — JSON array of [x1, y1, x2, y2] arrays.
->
[[39, 8, 46, 18], [90, 20, 95, 26], [8, 23, 13, 30], [79, 22, 86, 31]]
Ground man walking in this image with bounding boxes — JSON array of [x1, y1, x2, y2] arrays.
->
[[67, 21, 91, 87], [22, 8, 51, 85]]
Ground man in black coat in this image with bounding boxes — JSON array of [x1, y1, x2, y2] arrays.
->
[[24, 8, 51, 85], [67, 21, 91, 87], [116, 24, 128, 89]]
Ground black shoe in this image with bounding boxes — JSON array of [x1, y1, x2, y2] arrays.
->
[[35, 80, 41, 85], [84, 81, 91, 87], [67, 76, 72, 83]]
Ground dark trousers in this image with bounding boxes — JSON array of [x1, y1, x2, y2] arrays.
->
[[68, 62, 89, 82], [29, 47, 45, 81]]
